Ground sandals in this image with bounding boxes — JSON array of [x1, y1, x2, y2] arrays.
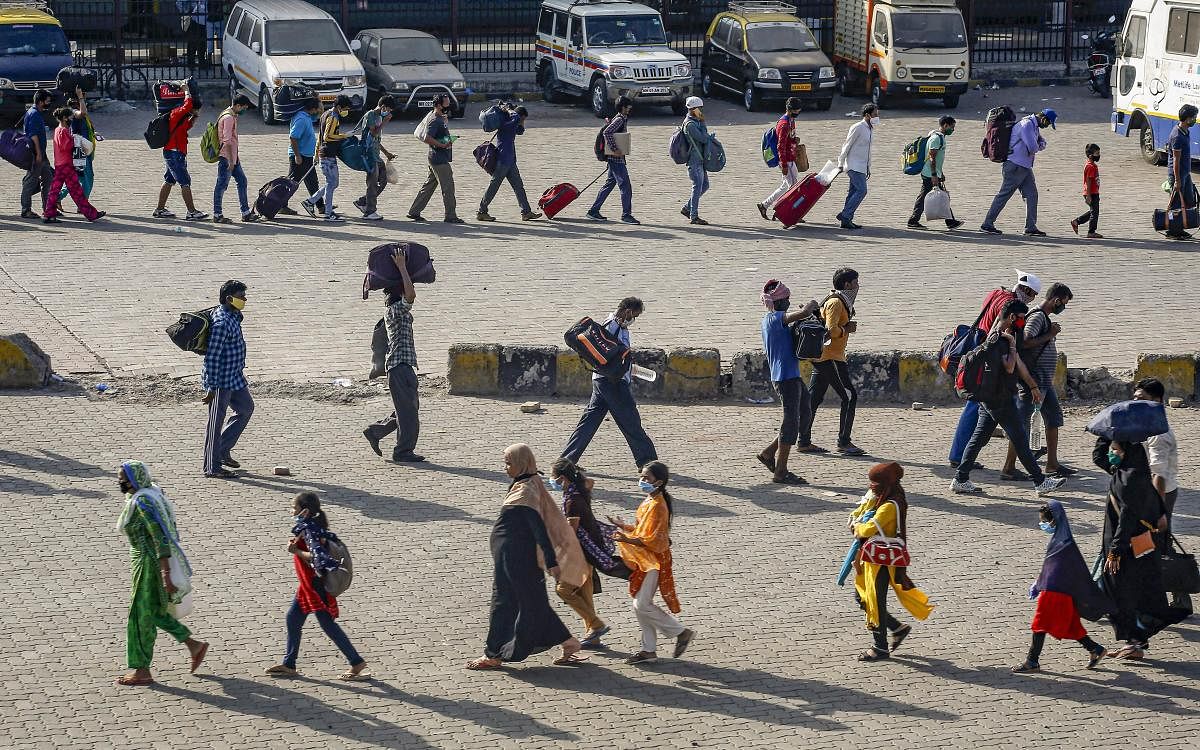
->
[[465, 657, 502, 671], [116, 674, 155, 686], [339, 667, 372, 681], [673, 629, 695, 658], [795, 444, 828, 454], [1000, 470, 1029, 482], [580, 625, 611, 648], [1087, 647, 1106, 669], [756, 454, 777, 473], [265, 664, 299, 677], [1010, 661, 1040, 673], [772, 472, 808, 485], [889, 624, 911, 653], [190, 642, 209, 674], [553, 652, 589, 666], [857, 648, 889, 662]]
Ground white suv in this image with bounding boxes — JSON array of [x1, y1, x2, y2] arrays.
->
[[536, 0, 694, 117], [223, 0, 367, 124]]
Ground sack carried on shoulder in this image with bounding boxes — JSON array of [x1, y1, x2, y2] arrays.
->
[[859, 501, 911, 567], [362, 242, 436, 299]]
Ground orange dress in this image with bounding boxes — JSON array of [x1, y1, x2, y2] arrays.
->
[[617, 493, 681, 614]]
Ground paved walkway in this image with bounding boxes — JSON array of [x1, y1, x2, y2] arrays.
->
[[0, 389, 1196, 749]]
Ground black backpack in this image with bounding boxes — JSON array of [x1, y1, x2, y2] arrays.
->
[[790, 316, 827, 360], [165, 307, 218, 354], [145, 109, 187, 150], [594, 122, 608, 161], [564, 316, 630, 379], [955, 336, 1006, 404]]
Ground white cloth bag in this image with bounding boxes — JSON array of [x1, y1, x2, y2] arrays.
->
[[923, 187, 953, 220]]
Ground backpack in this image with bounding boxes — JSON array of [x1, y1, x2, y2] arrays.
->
[[594, 122, 608, 161], [791, 315, 828, 360], [144, 110, 180, 149], [564, 316, 630, 380], [981, 105, 1016, 163], [901, 133, 930, 175], [479, 104, 504, 132], [319, 536, 353, 597], [761, 122, 780, 168], [199, 119, 221, 163], [954, 337, 1007, 404], [704, 134, 726, 173], [668, 126, 689, 165], [165, 307, 218, 354]]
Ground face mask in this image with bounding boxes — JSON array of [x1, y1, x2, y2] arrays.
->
[[945, 128, 955, 136], [638, 479, 656, 493], [339, 109, 350, 118], [869, 117, 880, 127], [1108, 449, 1122, 468], [618, 316, 634, 329], [1016, 288, 1036, 305], [293, 515, 306, 525], [1052, 302, 1066, 315], [228, 297, 246, 311], [547, 478, 563, 492], [381, 110, 392, 119], [1038, 521, 1055, 534], [840, 288, 859, 307]]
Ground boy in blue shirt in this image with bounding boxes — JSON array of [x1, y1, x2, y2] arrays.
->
[[757, 279, 819, 485], [279, 98, 322, 216]]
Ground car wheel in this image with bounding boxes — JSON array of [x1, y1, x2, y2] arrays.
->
[[701, 71, 712, 97], [590, 77, 611, 118], [743, 81, 760, 112], [450, 105, 466, 119], [228, 70, 238, 104], [942, 94, 960, 109], [836, 64, 850, 95], [1140, 123, 1165, 165], [870, 76, 885, 109], [816, 98, 833, 111], [540, 63, 562, 104], [258, 86, 276, 125]]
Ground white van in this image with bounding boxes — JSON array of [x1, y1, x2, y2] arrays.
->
[[223, 0, 366, 124], [1112, 0, 1200, 164]]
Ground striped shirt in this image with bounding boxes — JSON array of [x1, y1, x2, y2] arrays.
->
[[201, 306, 247, 390]]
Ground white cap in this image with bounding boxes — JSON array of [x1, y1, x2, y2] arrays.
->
[[1014, 270, 1041, 294], [685, 96, 704, 109]]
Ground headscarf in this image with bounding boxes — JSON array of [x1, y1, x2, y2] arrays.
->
[[115, 460, 193, 589], [502, 444, 589, 588], [867, 462, 906, 537], [1093, 438, 1161, 526], [1035, 500, 1113, 621], [761, 279, 790, 310]]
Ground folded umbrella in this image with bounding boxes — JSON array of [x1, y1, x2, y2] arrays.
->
[[1084, 399, 1169, 442]]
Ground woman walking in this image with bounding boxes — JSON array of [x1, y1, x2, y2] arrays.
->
[[116, 461, 208, 686], [467, 444, 588, 670], [610, 461, 694, 664], [1011, 502, 1111, 672], [265, 492, 369, 680], [848, 462, 932, 661], [680, 96, 712, 225]]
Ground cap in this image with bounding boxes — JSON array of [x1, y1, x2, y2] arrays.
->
[[1015, 270, 1042, 294], [685, 96, 704, 109], [1040, 108, 1057, 129]]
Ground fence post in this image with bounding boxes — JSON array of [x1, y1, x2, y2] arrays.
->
[[114, 0, 125, 100], [1063, 0, 1073, 76], [450, 0, 460, 59], [341, 0, 349, 33]]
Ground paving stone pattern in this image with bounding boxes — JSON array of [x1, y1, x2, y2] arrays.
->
[[0, 391, 1196, 749]]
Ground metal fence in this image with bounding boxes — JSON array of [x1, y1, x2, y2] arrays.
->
[[47, 0, 1130, 96]]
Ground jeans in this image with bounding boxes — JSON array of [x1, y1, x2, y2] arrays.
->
[[359, 161, 387, 214], [283, 597, 363, 670], [949, 400, 980, 464], [839, 169, 868, 222], [590, 159, 632, 217], [983, 160, 1038, 232], [287, 155, 321, 209], [20, 160, 53, 212], [409, 162, 457, 219], [479, 161, 531, 214], [365, 363, 420, 457], [214, 157, 249, 217], [561, 377, 657, 468], [203, 386, 254, 474], [764, 162, 800, 208], [308, 158, 339, 217], [957, 398, 1045, 485], [910, 176, 956, 225], [803, 359, 857, 447], [775, 377, 808, 445], [1074, 194, 1099, 234], [632, 570, 685, 653], [684, 160, 709, 219]]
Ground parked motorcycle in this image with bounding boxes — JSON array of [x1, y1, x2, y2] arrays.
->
[[1085, 16, 1118, 98]]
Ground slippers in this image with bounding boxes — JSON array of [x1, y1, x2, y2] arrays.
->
[[756, 454, 777, 473], [553, 652, 590, 666], [795, 444, 828, 454], [265, 664, 299, 677], [116, 675, 156, 686], [772, 472, 808, 485], [465, 658, 502, 671], [339, 668, 372, 681], [190, 642, 209, 674], [580, 625, 611, 647], [889, 624, 911, 653], [857, 648, 889, 662], [999, 470, 1029, 482]]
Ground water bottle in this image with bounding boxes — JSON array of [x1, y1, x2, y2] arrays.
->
[[1029, 402, 1044, 451]]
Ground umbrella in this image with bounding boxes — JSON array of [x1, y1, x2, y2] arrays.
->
[[1085, 400, 1170, 442]]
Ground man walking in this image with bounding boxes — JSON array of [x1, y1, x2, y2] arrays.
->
[[757, 97, 803, 222], [587, 96, 637, 224], [152, 87, 208, 221], [981, 108, 1056, 236], [363, 247, 424, 463], [408, 93, 462, 223], [202, 280, 254, 479], [1165, 104, 1198, 240], [212, 94, 259, 224], [800, 267, 864, 456], [908, 115, 962, 230], [561, 297, 657, 469], [19, 89, 54, 219], [477, 103, 541, 221], [1134, 377, 1185, 609], [278, 97, 321, 217], [354, 95, 396, 221], [950, 299, 1065, 497], [302, 94, 353, 222], [835, 103, 877, 230], [757, 279, 819, 484]]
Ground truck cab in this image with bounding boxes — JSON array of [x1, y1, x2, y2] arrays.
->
[[0, 1, 73, 122], [536, 0, 694, 117], [832, 0, 969, 109]]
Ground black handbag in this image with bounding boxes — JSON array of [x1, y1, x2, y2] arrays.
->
[[1160, 534, 1200, 594]]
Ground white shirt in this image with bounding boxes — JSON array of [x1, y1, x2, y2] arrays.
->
[[838, 119, 873, 174], [1146, 426, 1179, 495]]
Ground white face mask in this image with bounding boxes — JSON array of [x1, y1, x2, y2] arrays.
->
[[869, 117, 880, 127], [1016, 288, 1036, 305]]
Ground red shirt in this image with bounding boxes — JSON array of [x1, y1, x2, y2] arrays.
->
[[978, 288, 1016, 332], [292, 538, 338, 616], [775, 114, 798, 165], [1083, 160, 1099, 196], [165, 95, 196, 154]]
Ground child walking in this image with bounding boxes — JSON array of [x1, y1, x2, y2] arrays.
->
[[42, 106, 104, 223], [1071, 143, 1101, 238]]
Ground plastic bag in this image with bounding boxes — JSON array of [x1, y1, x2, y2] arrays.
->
[[923, 187, 953, 220], [815, 160, 840, 186], [385, 158, 399, 185], [166, 553, 194, 619]]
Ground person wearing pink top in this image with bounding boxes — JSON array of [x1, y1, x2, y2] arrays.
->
[[42, 106, 104, 223], [212, 94, 260, 224]]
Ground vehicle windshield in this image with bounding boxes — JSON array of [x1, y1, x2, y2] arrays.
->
[[586, 15, 667, 46], [746, 23, 819, 53], [266, 20, 349, 55], [892, 13, 967, 49], [0, 23, 70, 56], [380, 37, 450, 65]]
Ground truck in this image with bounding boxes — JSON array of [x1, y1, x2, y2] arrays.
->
[[831, 0, 969, 109], [0, 1, 74, 123]]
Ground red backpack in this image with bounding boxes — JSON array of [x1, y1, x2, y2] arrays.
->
[[981, 105, 1016, 163]]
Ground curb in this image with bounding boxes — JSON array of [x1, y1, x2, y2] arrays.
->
[[968, 76, 1087, 89]]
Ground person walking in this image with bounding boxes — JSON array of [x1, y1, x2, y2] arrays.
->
[[610, 461, 694, 664], [1000, 282, 1074, 480], [1133, 378, 1186, 610], [302, 94, 352, 222], [152, 87, 208, 221], [587, 96, 637, 224], [212, 94, 259, 224], [980, 108, 1056, 236], [847, 462, 932, 661], [362, 247, 424, 463], [1011, 501, 1111, 673], [1071, 144, 1102, 238], [202, 280, 254, 479], [680, 96, 712, 226], [41, 106, 104, 223], [408, 93, 462, 223], [1165, 104, 1197, 240], [950, 299, 1066, 498], [477, 103, 541, 221], [801, 267, 864, 456], [265, 492, 369, 680], [835, 103, 877, 230], [116, 460, 209, 686], [757, 97, 804, 222], [278, 98, 322, 217], [467, 444, 588, 670], [62, 87, 97, 201], [560, 297, 658, 469], [353, 95, 396, 222], [19, 89, 54, 219], [756, 279, 819, 484], [907, 115, 962, 230]]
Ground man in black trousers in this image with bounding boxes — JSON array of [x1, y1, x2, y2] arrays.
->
[[363, 247, 424, 463]]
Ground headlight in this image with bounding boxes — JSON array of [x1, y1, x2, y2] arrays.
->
[[345, 75, 365, 88], [0, 77, 13, 89], [896, 67, 908, 79], [451, 80, 466, 90], [609, 65, 632, 79], [819, 66, 835, 79], [674, 63, 691, 77], [757, 67, 781, 81], [954, 66, 966, 79], [393, 82, 411, 91], [272, 77, 302, 86]]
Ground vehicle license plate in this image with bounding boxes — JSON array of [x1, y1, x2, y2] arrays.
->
[[791, 83, 812, 91], [919, 85, 946, 93], [319, 94, 336, 102], [640, 86, 669, 94], [418, 99, 434, 107]]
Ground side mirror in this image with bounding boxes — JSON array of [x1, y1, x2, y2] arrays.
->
[[70, 40, 78, 54], [251, 40, 261, 54], [1114, 34, 1126, 56], [351, 39, 362, 51], [665, 31, 673, 44]]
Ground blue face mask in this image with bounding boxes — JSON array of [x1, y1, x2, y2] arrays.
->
[[546, 478, 563, 492], [1038, 521, 1055, 534], [1108, 450, 1122, 468], [638, 479, 656, 493], [293, 515, 306, 525]]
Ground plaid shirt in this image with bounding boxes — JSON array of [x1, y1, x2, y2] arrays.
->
[[202, 306, 248, 390], [384, 297, 417, 371]]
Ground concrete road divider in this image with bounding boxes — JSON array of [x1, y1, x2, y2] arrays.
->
[[1135, 354, 1198, 402], [499, 345, 557, 396], [0, 333, 52, 388], [447, 343, 500, 396], [663, 348, 721, 400]]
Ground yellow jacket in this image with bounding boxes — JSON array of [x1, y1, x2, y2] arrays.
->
[[850, 495, 933, 628], [816, 295, 850, 363]]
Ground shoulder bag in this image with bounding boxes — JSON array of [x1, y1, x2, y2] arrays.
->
[[859, 500, 911, 567]]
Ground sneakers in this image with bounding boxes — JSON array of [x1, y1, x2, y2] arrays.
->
[[406, 213, 426, 222], [88, 211, 106, 223], [907, 220, 927, 229], [586, 211, 607, 221], [212, 214, 232, 224], [1086, 232, 1104, 239], [476, 211, 496, 221], [392, 451, 426, 463], [20, 209, 40, 219], [220, 453, 241, 469], [324, 213, 346, 223], [756, 202, 769, 220], [521, 211, 542, 220], [444, 216, 465, 224], [839, 220, 861, 230], [673, 629, 695, 658], [152, 208, 176, 219], [241, 212, 261, 223], [980, 224, 1002, 234], [354, 198, 368, 214], [185, 210, 209, 221], [1024, 228, 1047, 236], [690, 216, 708, 225], [276, 206, 299, 216], [1034, 476, 1066, 496], [946, 219, 963, 229], [950, 479, 980, 494], [620, 214, 641, 224], [300, 200, 317, 218], [363, 212, 383, 221]]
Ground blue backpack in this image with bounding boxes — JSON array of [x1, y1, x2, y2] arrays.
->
[[668, 126, 689, 165], [761, 122, 780, 168], [902, 133, 932, 175], [479, 104, 504, 133]]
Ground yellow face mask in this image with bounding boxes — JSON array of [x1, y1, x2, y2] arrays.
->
[[228, 297, 245, 311]]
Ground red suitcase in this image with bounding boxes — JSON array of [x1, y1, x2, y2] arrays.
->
[[772, 173, 830, 228], [539, 182, 579, 219]]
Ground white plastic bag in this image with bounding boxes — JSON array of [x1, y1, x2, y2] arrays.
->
[[815, 159, 840, 187], [384, 158, 399, 185], [413, 111, 435, 143], [165, 553, 194, 620], [923, 187, 953, 220]]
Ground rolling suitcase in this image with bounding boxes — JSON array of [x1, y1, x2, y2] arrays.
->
[[538, 170, 607, 220], [255, 177, 299, 220], [772, 172, 830, 229]]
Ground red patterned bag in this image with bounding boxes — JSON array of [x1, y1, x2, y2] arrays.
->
[[859, 500, 911, 567]]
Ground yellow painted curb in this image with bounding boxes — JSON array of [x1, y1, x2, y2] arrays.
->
[[663, 348, 720, 400], [897, 352, 946, 402], [1135, 354, 1197, 399], [447, 344, 500, 396], [555, 350, 593, 398]]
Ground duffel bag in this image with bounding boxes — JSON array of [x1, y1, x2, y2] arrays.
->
[[56, 66, 98, 94], [564, 316, 630, 380], [319, 536, 354, 597], [165, 307, 218, 354], [1160, 534, 1200, 595], [1153, 206, 1200, 234], [362, 242, 436, 299], [473, 139, 498, 174], [0, 129, 34, 170]]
